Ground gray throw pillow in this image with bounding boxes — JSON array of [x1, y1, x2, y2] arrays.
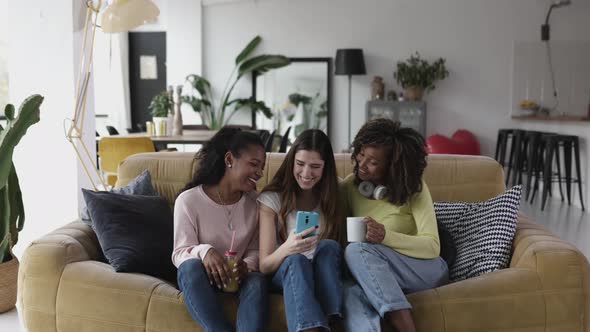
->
[[80, 169, 157, 225], [82, 189, 176, 282]]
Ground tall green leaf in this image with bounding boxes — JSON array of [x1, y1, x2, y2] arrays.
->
[[229, 98, 273, 119], [235, 35, 261, 65], [0, 95, 43, 190], [0, 186, 9, 262], [237, 55, 290, 79], [7, 164, 24, 247], [186, 74, 212, 99]]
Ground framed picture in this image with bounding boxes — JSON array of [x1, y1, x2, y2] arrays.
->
[[252, 57, 332, 143]]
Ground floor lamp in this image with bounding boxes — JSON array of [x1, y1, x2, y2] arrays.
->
[[335, 48, 366, 148], [67, 0, 159, 190]]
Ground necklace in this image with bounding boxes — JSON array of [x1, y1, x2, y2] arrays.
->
[[216, 187, 238, 231]]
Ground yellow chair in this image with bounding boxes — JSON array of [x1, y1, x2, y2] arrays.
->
[[98, 137, 156, 187]]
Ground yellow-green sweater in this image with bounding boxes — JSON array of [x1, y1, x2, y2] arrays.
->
[[340, 174, 440, 259]]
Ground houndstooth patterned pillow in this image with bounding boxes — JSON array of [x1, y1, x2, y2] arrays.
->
[[434, 186, 522, 282]]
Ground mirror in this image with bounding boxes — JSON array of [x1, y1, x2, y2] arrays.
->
[[252, 57, 331, 144]]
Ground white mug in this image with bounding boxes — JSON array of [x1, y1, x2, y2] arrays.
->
[[347, 217, 367, 242]]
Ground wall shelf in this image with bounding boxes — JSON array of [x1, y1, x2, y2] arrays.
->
[[511, 114, 590, 122]]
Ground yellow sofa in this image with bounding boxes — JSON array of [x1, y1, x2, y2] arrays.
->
[[18, 152, 590, 331]]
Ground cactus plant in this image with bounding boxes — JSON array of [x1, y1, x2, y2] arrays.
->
[[0, 94, 44, 262]]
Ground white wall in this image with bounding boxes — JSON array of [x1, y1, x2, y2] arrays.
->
[[202, 0, 590, 207], [202, 0, 590, 153], [95, 0, 204, 129], [2, 0, 83, 258]]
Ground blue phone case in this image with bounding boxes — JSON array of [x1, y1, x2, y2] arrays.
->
[[295, 211, 319, 238]]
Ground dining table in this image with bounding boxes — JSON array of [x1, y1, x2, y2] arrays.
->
[[98, 129, 218, 150]]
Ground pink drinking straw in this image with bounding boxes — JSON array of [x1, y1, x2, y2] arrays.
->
[[229, 230, 236, 252]]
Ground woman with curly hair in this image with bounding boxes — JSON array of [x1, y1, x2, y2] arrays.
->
[[258, 129, 343, 332], [341, 119, 448, 332], [173, 127, 268, 332]]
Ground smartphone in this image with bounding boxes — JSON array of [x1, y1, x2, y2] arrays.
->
[[295, 211, 319, 238]]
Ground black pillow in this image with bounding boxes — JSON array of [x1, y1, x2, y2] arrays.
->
[[437, 222, 456, 268], [82, 189, 177, 282]]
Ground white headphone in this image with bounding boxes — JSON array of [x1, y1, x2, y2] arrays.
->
[[358, 181, 388, 200]]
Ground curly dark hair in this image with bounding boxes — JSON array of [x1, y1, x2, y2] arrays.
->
[[180, 127, 265, 194], [351, 118, 427, 205]]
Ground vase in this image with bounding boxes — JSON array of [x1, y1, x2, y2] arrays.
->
[[405, 86, 424, 101], [371, 76, 385, 100], [172, 85, 183, 136], [0, 252, 19, 313], [153, 117, 168, 136]]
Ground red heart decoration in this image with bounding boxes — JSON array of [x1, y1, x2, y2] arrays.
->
[[426, 130, 480, 155]]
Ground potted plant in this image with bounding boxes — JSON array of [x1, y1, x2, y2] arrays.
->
[[183, 35, 290, 129], [0, 94, 43, 312], [148, 90, 173, 136], [394, 52, 449, 101]]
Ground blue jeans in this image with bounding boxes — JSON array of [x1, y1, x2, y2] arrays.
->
[[343, 242, 448, 332], [177, 259, 269, 332], [271, 239, 343, 332]]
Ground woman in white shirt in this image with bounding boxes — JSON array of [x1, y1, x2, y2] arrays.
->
[[258, 129, 343, 332]]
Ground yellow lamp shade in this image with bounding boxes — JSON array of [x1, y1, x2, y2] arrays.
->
[[101, 0, 160, 33]]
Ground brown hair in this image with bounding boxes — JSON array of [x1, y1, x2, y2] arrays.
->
[[351, 118, 427, 205], [261, 129, 340, 242]]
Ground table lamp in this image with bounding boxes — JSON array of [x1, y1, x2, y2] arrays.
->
[[67, 0, 159, 190], [335, 48, 366, 148]]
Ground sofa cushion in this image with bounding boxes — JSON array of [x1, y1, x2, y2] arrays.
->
[[82, 189, 177, 282], [81, 169, 157, 225], [434, 185, 521, 281]]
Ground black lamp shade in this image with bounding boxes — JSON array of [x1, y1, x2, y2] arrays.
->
[[335, 49, 366, 75]]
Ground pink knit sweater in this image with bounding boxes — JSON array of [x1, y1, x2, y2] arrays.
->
[[172, 185, 259, 271]]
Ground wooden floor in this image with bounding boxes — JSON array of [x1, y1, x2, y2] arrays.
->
[[1, 196, 588, 330]]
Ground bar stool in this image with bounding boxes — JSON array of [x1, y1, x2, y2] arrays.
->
[[557, 135, 585, 211], [529, 133, 563, 206], [505, 129, 526, 186], [495, 129, 517, 167], [523, 131, 549, 199]]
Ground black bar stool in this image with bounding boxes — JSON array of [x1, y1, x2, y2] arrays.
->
[[495, 129, 518, 168], [558, 135, 585, 211], [523, 131, 551, 199], [529, 133, 563, 206], [506, 129, 526, 186]]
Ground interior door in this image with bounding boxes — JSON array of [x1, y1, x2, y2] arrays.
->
[[128, 31, 166, 131]]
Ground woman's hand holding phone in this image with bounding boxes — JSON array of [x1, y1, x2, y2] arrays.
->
[[281, 227, 318, 256]]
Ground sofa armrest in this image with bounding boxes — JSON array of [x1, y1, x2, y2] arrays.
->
[[510, 213, 588, 289], [510, 213, 589, 331], [409, 268, 547, 331], [408, 213, 590, 331], [18, 221, 101, 332]]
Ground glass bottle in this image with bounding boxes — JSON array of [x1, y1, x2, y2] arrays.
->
[[222, 250, 239, 293]]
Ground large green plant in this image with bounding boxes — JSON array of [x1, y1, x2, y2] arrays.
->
[[394, 52, 449, 92], [0, 94, 43, 262], [183, 36, 290, 129]]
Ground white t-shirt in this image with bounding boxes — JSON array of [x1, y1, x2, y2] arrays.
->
[[257, 191, 324, 259]]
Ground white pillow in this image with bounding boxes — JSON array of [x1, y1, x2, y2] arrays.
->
[[434, 186, 522, 281]]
